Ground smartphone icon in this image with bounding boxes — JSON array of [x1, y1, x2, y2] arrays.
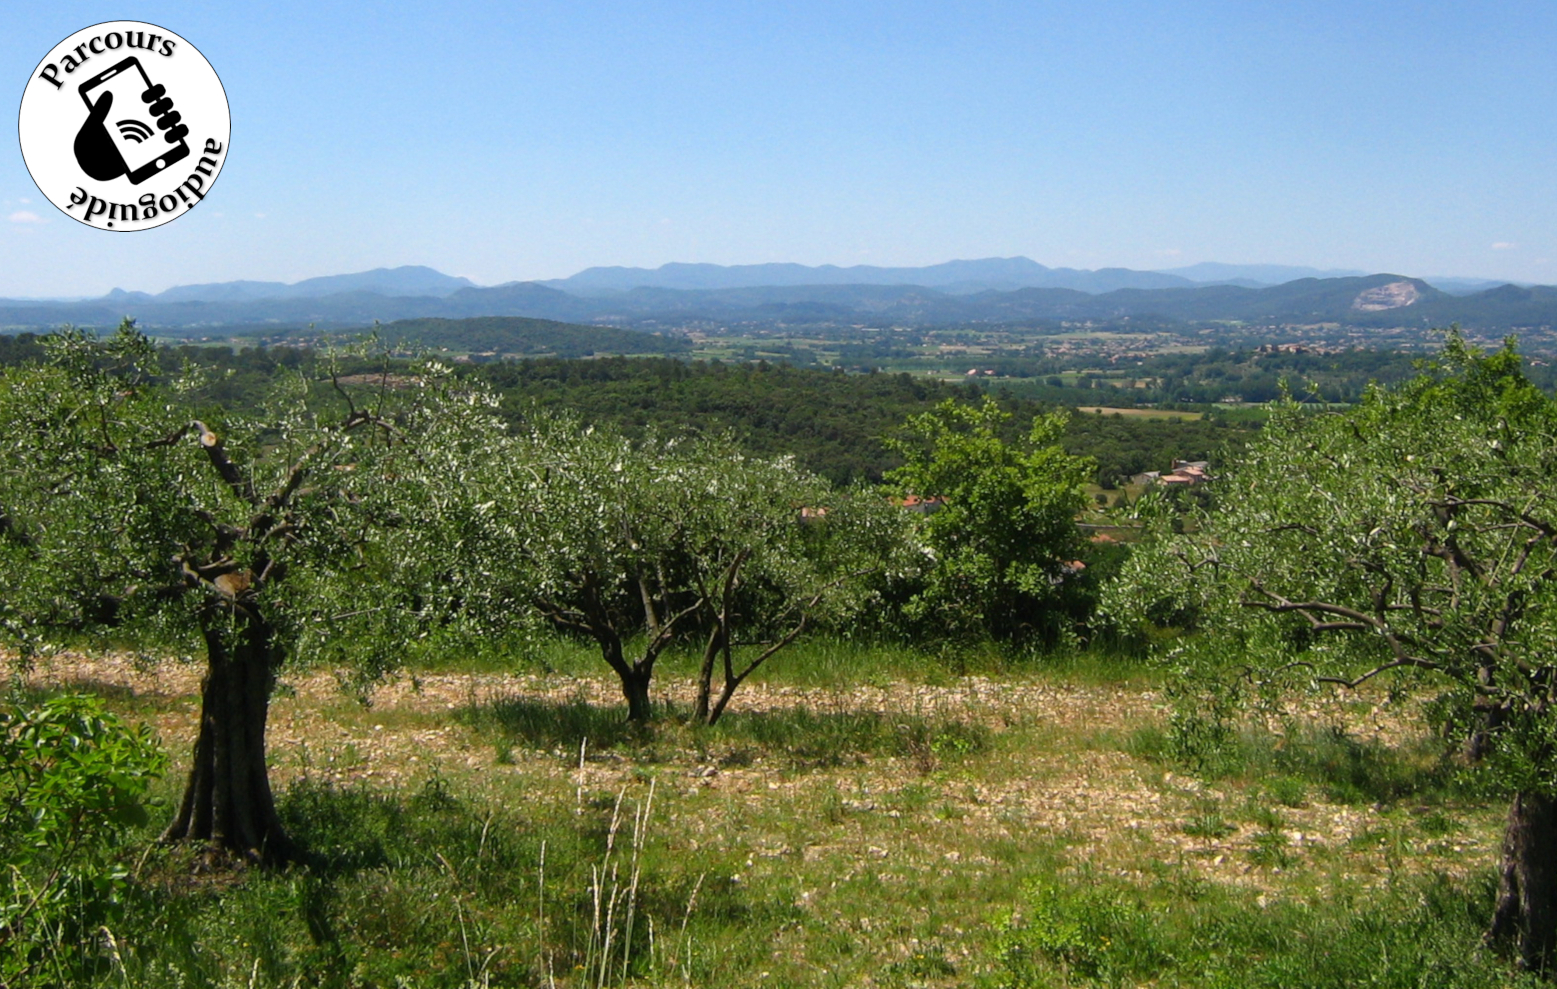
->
[[78, 57, 189, 185]]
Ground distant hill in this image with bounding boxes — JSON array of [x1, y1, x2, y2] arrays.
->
[[1414, 283, 1557, 327], [439, 282, 599, 321], [375, 317, 690, 358], [0, 281, 596, 335], [1071, 274, 1445, 323], [150, 266, 475, 303], [518, 274, 1451, 326], [1159, 263, 1523, 297], [1422, 277, 1524, 296], [1157, 262, 1368, 285]]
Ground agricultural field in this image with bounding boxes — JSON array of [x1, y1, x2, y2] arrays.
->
[[1074, 407, 1203, 420], [10, 641, 1521, 988]]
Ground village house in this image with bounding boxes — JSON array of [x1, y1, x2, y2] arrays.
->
[[1131, 459, 1210, 488], [893, 494, 946, 514]]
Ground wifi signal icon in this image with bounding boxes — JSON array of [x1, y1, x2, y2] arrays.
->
[[116, 118, 155, 144]]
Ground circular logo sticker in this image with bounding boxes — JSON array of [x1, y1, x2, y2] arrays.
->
[[18, 22, 229, 232]]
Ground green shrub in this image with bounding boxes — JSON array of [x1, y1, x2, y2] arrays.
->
[[1, 691, 166, 983]]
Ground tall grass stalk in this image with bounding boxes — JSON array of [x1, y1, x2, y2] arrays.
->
[[576, 738, 587, 816], [620, 779, 654, 983], [538, 839, 556, 989], [584, 779, 655, 987], [678, 871, 706, 983]]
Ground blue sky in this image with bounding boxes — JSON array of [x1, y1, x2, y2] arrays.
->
[[4, 1, 1555, 296]]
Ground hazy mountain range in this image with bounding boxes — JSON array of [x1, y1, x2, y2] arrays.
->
[[109, 267, 476, 304], [0, 260, 1544, 338], [537, 259, 1511, 296], [538, 258, 1204, 294]]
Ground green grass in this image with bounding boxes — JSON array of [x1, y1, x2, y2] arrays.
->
[[996, 869, 1535, 989], [16, 638, 1529, 988], [714, 705, 990, 770], [458, 691, 990, 771], [457, 690, 652, 753], [407, 632, 1164, 691], [107, 773, 789, 989], [406, 632, 950, 687], [1127, 719, 1462, 807], [90, 778, 1529, 989]]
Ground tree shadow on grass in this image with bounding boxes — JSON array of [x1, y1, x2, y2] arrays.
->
[[275, 774, 540, 877], [457, 692, 990, 770], [713, 706, 989, 769], [456, 693, 649, 753], [1129, 721, 1460, 806], [278, 776, 450, 874], [1263, 724, 1460, 805], [8, 677, 190, 715]]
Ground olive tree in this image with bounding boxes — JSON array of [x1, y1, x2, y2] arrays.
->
[[1106, 335, 1557, 972], [886, 398, 1093, 641], [487, 417, 914, 722], [684, 458, 917, 725], [0, 325, 501, 862]]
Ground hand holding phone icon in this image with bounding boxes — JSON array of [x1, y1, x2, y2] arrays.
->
[[74, 87, 125, 181], [74, 57, 190, 184]]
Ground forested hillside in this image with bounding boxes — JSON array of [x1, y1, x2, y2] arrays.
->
[[471, 357, 1250, 483], [0, 335, 1247, 484], [378, 316, 692, 358]]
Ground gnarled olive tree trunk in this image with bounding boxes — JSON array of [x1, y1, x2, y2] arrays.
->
[[161, 603, 292, 864], [1488, 790, 1557, 974], [545, 576, 669, 723], [618, 663, 654, 723], [591, 620, 655, 722]]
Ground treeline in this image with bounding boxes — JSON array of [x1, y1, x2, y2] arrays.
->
[[0, 332, 45, 366], [736, 327, 1553, 407], [474, 356, 976, 483], [970, 344, 1554, 405], [0, 334, 1255, 484], [375, 316, 692, 358], [1090, 346, 1479, 404], [468, 357, 1252, 485], [824, 330, 1557, 404], [1064, 410, 1247, 484]]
